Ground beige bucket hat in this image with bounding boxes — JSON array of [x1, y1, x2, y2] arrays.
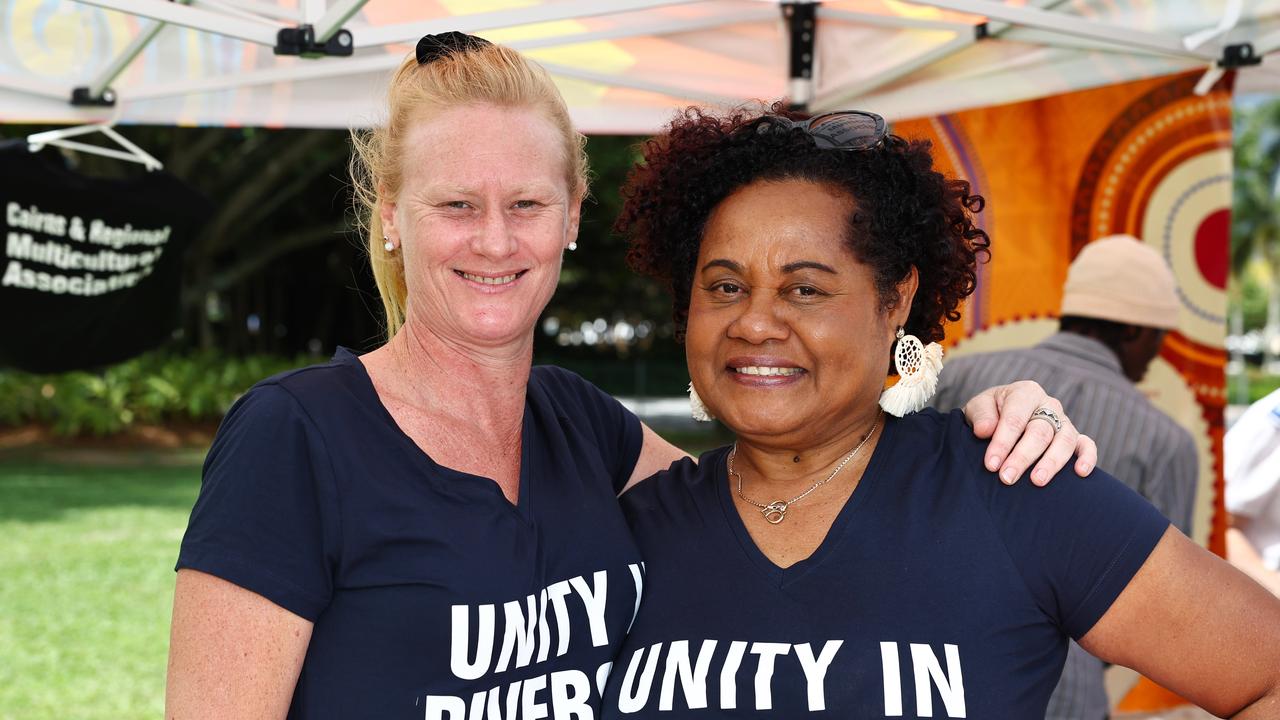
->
[[1060, 235, 1180, 330]]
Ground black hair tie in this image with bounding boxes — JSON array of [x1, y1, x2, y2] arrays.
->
[[415, 31, 493, 65]]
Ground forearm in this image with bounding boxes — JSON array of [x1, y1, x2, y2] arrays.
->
[[622, 423, 690, 492]]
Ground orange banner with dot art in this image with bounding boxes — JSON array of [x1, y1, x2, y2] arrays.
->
[[895, 71, 1231, 713]]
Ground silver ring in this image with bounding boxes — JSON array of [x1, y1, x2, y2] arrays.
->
[[1028, 406, 1063, 433]]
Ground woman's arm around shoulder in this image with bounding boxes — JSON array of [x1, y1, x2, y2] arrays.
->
[[167, 569, 313, 720], [960, 380, 1098, 485], [534, 367, 689, 491], [622, 423, 690, 493], [1081, 527, 1280, 718]]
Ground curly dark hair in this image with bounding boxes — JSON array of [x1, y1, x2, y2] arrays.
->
[[616, 104, 990, 350]]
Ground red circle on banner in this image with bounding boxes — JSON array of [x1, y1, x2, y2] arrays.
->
[[1195, 208, 1229, 290]]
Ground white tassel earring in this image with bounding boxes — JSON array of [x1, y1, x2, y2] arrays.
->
[[878, 327, 943, 417], [689, 382, 714, 422]]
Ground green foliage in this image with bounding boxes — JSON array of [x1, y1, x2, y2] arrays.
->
[[0, 351, 312, 436], [550, 135, 674, 336], [1231, 99, 1280, 341], [1247, 368, 1280, 404], [1233, 100, 1280, 280], [0, 459, 202, 719], [1237, 260, 1271, 330]]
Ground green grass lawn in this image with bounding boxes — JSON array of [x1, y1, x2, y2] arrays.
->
[[0, 427, 720, 719], [0, 454, 203, 720]]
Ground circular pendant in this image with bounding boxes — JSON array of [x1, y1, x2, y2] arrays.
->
[[762, 501, 788, 524]]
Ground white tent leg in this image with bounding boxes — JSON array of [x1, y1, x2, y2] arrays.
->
[[1194, 66, 1227, 95]]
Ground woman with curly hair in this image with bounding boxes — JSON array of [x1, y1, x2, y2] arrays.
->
[[605, 106, 1280, 718]]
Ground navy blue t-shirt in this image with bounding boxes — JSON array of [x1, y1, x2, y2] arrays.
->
[[604, 409, 1170, 719], [178, 350, 645, 719]]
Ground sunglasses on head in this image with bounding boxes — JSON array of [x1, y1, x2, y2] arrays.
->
[[415, 31, 492, 65], [754, 111, 888, 151]]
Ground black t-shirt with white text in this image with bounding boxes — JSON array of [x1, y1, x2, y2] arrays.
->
[[605, 409, 1169, 719], [0, 145, 209, 372], [178, 350, 645, 719]]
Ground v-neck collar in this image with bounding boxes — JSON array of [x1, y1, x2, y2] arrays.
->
[[713, 415, 900, 588], [336, 347, 537, 524]]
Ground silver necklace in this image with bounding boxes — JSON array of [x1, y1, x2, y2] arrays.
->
[[729, 414, 880, 525]]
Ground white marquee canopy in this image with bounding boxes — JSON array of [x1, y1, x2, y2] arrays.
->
[[3, 0, 1280, 134]]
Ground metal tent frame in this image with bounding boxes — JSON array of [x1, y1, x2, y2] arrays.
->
[[1, 0, 1277, 132]]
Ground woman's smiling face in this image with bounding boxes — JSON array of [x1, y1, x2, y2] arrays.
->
[[381, 102, 580, 349], [686, 178, 915, 448]]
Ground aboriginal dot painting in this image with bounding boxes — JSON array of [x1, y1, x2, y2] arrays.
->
[[895, 71, 1233, 712]]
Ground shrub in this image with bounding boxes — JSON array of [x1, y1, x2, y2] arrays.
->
[[0, 352, 312, 436]]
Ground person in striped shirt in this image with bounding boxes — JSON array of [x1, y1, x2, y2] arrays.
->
[[933, 235, 1199, 720]]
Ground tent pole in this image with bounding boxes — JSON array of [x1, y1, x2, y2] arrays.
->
[[126, 53, 400, 101], [816, 33, 975, 112], [314, 0, 368, 43], [997, 27, 1205, 59], [199, 0, 299, 22], [0, 75, 74, 102], [125, 8, 777, 104], [540, 62, 742, 105], [818, 9, 972, 34], [782, 2, 818, 112], [815, 0, 1065, 111], [902, 0, 1218, 61], [127, 53, 743, 108], [1251, 28, 1280, 56], [513, 8, 778, 51], [301, 0, 325, 24], [352, 0, 704, 47], [86, 0, 194, 101], [67, 0, 278, 46]]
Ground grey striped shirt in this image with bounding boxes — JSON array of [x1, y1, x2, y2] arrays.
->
[[933, 331, 1197, 720]]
